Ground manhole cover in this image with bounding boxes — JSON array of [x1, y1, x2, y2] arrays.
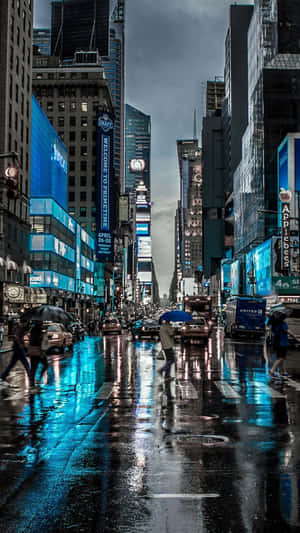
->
[[176, 434, 229, 446]]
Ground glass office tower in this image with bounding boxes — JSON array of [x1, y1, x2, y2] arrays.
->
[[51, 0, 110, 60], [125, 104, 151, 195]]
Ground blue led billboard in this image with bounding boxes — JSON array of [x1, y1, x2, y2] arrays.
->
[[30, 270, 75, 292], [31, 96, 68, 209], [295, 139, 300, 192], [245, 239, 272, 296], [96, 112, 114, 261], [30, 198, 76, 234], [231, 260, 240, 295], [30, 234, 75, 263], [136, 223, 150, 236]]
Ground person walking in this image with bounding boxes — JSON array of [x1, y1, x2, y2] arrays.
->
[[0, 318, 30, 386], [269, 317, 298, 378], [27, 323, 48, 388], [158, 319, 175, 381]]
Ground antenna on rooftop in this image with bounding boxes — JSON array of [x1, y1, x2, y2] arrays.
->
[[193, 109, 197, 140]]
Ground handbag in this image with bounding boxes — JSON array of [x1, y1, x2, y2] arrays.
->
[[157, 349, 165, 360]]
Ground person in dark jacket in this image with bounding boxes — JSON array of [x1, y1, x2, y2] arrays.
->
[[0, 318, 30, 386], [269, 318, 298, 378], [27, 323, 48, 387]]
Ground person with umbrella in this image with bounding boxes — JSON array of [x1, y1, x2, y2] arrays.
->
[[0, 318, 30, 386], [27, 322, 49, 388], [158, 318, 176, 381], [268, 310, 299, 379]]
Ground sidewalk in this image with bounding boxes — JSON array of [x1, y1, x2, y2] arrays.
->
[[0, 340, 13, 353]]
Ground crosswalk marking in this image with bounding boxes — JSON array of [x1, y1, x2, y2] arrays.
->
[[151, 493, 220, 500], [284, 378, 300, 391], [253, 381, 285, 399], [177, 380, 198, 400], [214, 381, 241, 399], [96, 382, 113, 400]]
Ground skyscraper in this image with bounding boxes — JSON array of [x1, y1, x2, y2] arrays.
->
[[51, 0, 110, 61], [102, 0, 125, 191], [125, 104, 151, 196], [234, 0, 300, 254]]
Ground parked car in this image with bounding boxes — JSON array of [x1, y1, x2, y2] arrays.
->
[[134, 319, 160, 340], [102, 317, 122, 336], [179, 317, 212, 344], [24, 323, 73, 353]]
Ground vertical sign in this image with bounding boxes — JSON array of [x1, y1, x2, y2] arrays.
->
[[96, 112, 115, 261], [76, 223, 81, 293], [281, 202, 291, 272]]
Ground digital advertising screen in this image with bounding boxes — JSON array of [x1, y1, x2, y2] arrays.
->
[[30, 198, 76, 234], [30, 234, 75, 263], [137, 237, 152, 258], [31, 96, 68, 209], [230, 260, 240, 295], [136, 223, 150, 236], [245, 239, 272, 296], [96, 111, 115, 261], [30, 270, 75, 292]]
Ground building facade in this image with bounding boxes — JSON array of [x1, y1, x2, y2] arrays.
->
[[51, 0, 110, 60], [234, 0, 300, 255], [30, 96, 95, 319], [0, 0, 33, 315]]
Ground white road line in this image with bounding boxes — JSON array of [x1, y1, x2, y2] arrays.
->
[[177, 381, 198, 400], [151, 493, 220, 500], [214, 381, 241, 399], [3, 392, 25, 401], [284, 378, 300, 391], [96, 382, 113, 400], [253, 381, 285, 399]]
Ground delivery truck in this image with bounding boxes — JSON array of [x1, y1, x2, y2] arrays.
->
[[224, 296, 266, 338]]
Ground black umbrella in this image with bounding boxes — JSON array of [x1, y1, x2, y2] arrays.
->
[[268, 304, 293, 321], [20, 305, 74, 326]]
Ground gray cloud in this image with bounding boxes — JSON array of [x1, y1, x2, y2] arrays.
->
[[34, 0, 253, 294]]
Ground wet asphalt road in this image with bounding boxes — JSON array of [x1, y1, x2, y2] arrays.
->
[[0, 330, 300, 532]]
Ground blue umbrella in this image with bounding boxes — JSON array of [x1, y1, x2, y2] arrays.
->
[[160, 310, 193, 322]]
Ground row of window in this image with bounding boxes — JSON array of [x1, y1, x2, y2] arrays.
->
[[68, 175, 96, 187], [68, 206, 97, 219], [68, 191, 97, 204], [47, 101, 91, 113], [34, 85, 101, 99], [49, 115, 95, 128], [35, 72, 91, 81]]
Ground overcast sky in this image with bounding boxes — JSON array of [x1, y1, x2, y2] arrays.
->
[[34, 0, 254, 296]]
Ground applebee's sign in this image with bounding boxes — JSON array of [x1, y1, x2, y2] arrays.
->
[[281, 202, 291, 272]]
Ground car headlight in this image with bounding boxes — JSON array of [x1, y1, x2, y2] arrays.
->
[[51, 334, 59, 339]]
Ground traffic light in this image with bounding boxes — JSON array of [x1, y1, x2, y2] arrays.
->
[[5, 166, 19, 199]]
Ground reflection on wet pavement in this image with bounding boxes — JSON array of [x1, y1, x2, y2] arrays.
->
[[0, 330, 300, 531]]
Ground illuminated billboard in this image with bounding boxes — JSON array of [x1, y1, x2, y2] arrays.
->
[[30, 270, 75, 292], [137, 237, 152, 258], [231, 260, 240, 295], [31, 96, 68, 209], [136, 223, 150, 236], [96, 111, 114, 261], [245, 239, 272, 296], [277, 133, 300, 226], [130, 159, 146, 172], [30, 234, 75, 263]]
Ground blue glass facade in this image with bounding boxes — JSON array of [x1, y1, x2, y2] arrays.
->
[[31, 96, 68, 209]]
